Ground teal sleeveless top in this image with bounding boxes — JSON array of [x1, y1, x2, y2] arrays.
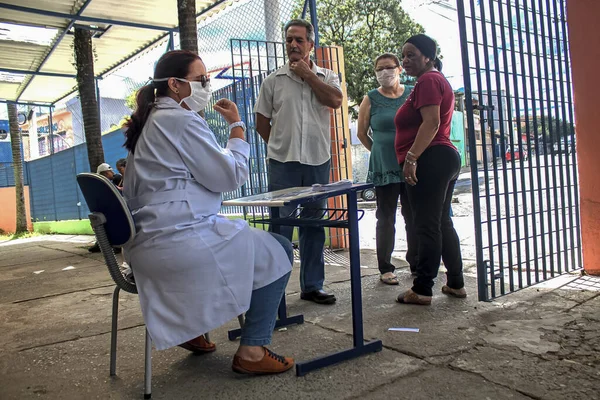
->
[[366, 86, 413, 186]]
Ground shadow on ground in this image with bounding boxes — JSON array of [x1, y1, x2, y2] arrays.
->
[[0, 236, 598, 400]]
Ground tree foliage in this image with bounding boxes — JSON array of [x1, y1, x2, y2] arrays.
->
[[293, 0, 425, 109], [525, 115, 575, 144], [125, 90, 137, 111]]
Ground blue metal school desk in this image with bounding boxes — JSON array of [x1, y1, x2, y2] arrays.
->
[[222, 183, 383, 376]]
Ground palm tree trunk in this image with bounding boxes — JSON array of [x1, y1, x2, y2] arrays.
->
[[177, 0, 205, 117], [74, 27, 104, 172], [7, 103, 28, 233], [178, 0, 198, 54]]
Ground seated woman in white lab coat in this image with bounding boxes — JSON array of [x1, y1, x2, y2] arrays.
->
[[122, 50, 294, 375]]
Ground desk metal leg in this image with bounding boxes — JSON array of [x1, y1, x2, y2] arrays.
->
[[228, 207, 304, 341], [274, 293, 304, 329], [295, 191, 382, 376]]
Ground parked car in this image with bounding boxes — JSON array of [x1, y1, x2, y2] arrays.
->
[[505, 145, 528, 162], [357, 187, 376, 201], [553, 137, 576, 154]]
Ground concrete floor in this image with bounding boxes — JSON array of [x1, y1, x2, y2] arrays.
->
[[0, 235, 599, 400]]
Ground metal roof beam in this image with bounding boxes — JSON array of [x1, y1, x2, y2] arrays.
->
[[15, 0, 95, 102], [0, 100, 53, 107], [0, 3, 177, 32], [96, 0, 230, 80], [0, 68, 76, 79], [40, 0, 229, 105]]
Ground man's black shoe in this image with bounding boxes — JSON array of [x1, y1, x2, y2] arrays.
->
[[88, 242, 101, 253], [300, 289, 336, 305], [88, 242, 121, 254]]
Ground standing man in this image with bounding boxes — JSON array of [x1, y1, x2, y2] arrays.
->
[[254, 19, 343, 305], [97, 162, 122, 188], [89, 162, 123, 253], [116, 158, 127, 187]]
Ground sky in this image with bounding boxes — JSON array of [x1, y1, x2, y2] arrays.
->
[[401, 0, 465, 89], [0, 0, 565, 121]]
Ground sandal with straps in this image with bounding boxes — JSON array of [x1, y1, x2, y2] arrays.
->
[[396, 289, 432, 305], [380, 274, 399, 285]]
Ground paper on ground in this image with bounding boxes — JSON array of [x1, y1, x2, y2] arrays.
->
[[388, 327, 420, 333]]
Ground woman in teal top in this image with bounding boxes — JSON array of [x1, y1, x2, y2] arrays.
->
[[357, 53, 417, 285]]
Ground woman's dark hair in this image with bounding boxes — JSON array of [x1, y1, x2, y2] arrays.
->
[[404, 34, 443, 72], [123, 50, 201, 153], [374, 53, 400, 68]]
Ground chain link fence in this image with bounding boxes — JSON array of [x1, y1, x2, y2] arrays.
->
[[2, 0, 354, 254], [198, 0, 302, 90]]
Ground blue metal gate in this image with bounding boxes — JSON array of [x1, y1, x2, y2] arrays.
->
[[457, 0, 581, 300]]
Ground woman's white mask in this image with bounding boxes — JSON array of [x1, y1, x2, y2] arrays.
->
[[376, 68, 399, 88], [153, 78, 212, 112], [179, 80, 212, 112]]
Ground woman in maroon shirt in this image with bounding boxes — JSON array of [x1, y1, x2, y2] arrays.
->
[[394, 34, 465, 305]]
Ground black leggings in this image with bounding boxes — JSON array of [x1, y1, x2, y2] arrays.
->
[[404, 145, 463, 296], [374, 183, 418, 274]]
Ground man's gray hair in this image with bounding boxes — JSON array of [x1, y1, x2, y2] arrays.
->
[[284, 19, 315, 43]]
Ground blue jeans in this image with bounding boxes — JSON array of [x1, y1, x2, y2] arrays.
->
[[268, 159, 330, 293], [240, 232, 292, 346]]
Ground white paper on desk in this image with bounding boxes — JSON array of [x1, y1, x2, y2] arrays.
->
[[388, 327, 420, 333], [312, 179, 353, 192]]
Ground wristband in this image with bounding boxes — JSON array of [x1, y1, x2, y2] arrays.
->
[[229, 121, 246, 133]]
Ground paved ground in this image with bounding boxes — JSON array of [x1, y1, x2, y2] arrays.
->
[[0, 234, 599, 400]]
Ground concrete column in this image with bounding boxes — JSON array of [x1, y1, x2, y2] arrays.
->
[[264, 0, 282, 71], [567, 0, 600, 275]]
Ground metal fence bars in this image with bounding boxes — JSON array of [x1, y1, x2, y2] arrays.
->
[[457, 0, 581, 300]]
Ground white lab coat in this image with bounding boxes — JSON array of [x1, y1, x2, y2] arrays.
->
[[123, 97, 292, 350]]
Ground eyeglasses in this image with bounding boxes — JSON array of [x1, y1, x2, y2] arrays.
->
[[195, 75, 210, 88], [154, 76, 211, 89], [375, 65, 399, 72], [184, 75, 210, 88]]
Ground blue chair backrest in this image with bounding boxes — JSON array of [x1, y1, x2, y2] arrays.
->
[[76, 173, 135, 247]]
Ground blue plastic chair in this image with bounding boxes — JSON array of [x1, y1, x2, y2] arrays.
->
[[77, 172, 155, 399], [77, 172, 244, 398]]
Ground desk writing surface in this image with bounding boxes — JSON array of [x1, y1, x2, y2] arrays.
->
[[222, 183, 373, 207]]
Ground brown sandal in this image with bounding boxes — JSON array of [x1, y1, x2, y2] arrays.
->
[[396, 289, 432, 305], [380, 274, 399, 285], [178, 334, 216, 354], [441, 285, 467, 298], [232, 347, 294, 375]]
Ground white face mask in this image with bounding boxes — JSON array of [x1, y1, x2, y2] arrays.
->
[[152, 77, 212, 112], [376, 68, 399, 88], [178, 80, 212, 112]]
